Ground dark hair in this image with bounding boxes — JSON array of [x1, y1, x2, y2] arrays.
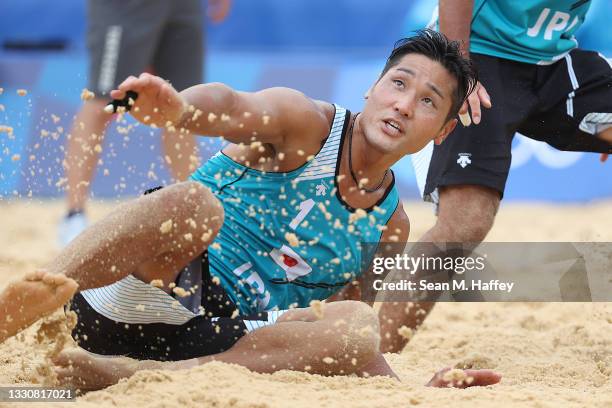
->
[[380, 29, 477, 122]]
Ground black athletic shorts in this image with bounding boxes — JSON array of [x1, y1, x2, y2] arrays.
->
[[68, 253, 283, 361], [417, 49, 612, 202]]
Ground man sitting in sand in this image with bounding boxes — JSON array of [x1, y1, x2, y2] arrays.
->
[[0, 30, 500, 391]]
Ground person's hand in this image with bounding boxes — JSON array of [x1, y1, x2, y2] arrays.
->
[[208, 0, 232, 23], [110, 73, 186, 127], [426, 367, 501, 388], [458, 81, 492, 126], [600, 154, 608, 163]]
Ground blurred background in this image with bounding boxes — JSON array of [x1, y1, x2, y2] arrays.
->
[[0, 0, 610, 202]]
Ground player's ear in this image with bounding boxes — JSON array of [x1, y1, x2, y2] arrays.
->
[[434, 118, 457, 145]]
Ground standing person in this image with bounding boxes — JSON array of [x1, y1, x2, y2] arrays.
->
[[379, 0, 612, 353], [59, 0, 232, 246]]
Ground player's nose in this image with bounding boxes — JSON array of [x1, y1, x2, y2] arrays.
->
[[394, 94, 415, 119]]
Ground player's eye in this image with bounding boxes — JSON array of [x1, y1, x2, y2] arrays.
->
[[393, 79, 404, 88], [422, 97, 435, 107]]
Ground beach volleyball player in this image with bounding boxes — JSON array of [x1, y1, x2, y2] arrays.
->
[[376, 0, 612, 353], [0, 30, 500, 389]]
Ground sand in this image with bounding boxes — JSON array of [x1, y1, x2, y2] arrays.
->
[[0, 199, 611, 407]]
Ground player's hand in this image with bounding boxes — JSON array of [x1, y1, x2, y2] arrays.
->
[[458, 81, 492, 126], [427, 367, 501, 388], [208, 0, 231, 23], [601, 154, 608, 163], [110, 73, 186, 127]]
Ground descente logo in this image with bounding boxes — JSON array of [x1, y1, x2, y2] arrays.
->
[[457, 153, 472, 168]]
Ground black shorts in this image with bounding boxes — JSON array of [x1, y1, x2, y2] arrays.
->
[[87, 0, 204, 95], [69, 254, 282, 361], [417, 49, 612, 202]]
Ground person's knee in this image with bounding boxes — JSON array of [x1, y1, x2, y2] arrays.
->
[[435, 185, 499, 243], [325, 301, 380, 364], [150, 182, 224, 251], [181, 181, 224, 233]]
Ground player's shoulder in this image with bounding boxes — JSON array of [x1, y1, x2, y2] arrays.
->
[[259, 87, 332, 129], [259, 88, 336, 150]]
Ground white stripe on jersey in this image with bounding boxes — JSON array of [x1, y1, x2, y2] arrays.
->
[[81, 275, 196, 325], [294, 105, 346, 182], [83, 274, 289, 328]]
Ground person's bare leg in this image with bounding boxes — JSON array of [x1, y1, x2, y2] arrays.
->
[[65, 99, 112, 212], [53, 301, 501, 391], [0, 271, 78, 343], [598, 127, 612, 144], [203, 301, 387, 376], [161, 130, 200, 182], [53, 301, 388, 390], [379, 185, 499, 353], [0, 181, 223, 341], [54, 181, 222, 290]]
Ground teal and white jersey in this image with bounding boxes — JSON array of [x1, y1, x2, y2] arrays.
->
[[430, 0, 592, 64], [190, 105, 400, 314]]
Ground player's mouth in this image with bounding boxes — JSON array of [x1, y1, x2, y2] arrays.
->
[[382, 119, 403, 136]]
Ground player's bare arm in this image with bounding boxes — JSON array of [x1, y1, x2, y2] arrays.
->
[[109, 73, 331, 160], [328, 205, 432, 354], [439, 0, 491, 125], [327, 204, 409, 304], [359, 206, 410, 303]]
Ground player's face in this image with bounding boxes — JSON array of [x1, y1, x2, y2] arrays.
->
[[361, 53, 458, 155]]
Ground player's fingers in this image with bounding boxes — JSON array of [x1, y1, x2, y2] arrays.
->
[[25, 270, 46, 281], [137, 73, 153, 90], [142, 73, 169, 93], [458, 101, 471, 126], [600, 153, 608, 162], [425, 367, 450, 387], [116, 76, 139, 93], [464, 369, 502, 387], [52, 273, 69, 286], [109, 89, 123, 99], [42, 273, 58, 285], [469, 93, 482, 125], [41, 272, 68, 286], [478, 85, 492, 108], [118, 76, 153, 96]]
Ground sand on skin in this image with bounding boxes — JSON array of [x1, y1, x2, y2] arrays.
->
[[0, 199, 610, 408]]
